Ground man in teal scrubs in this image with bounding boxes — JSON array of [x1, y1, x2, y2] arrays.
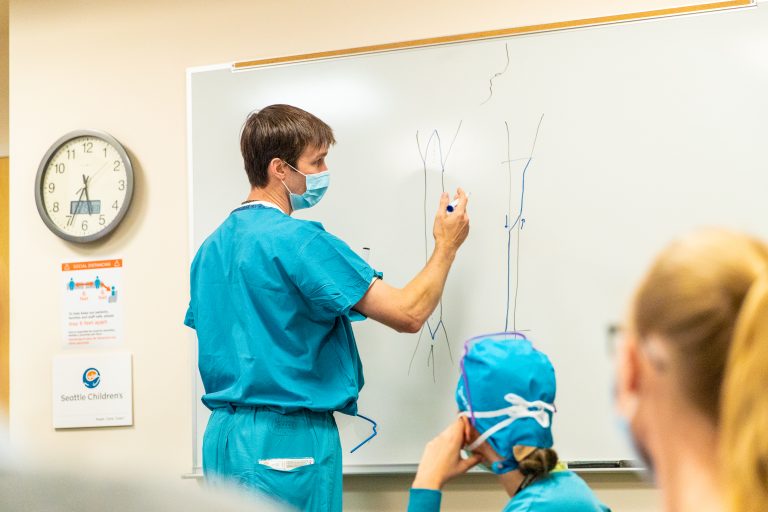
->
[[185, 104, 470, 511]]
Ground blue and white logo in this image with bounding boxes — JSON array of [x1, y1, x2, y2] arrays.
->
[[82, 368, 100, 389]]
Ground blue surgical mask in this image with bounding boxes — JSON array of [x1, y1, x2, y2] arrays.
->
[[282, 161, 330, 211], [460, 447, 516, 475], [615, 414, 656, 483], [479, 458, 516, 474]]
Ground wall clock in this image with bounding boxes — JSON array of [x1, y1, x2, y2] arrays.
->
[[35, 130, 134, 243]]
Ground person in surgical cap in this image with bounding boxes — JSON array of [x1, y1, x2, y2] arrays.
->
[[407, 333, 610, 512]]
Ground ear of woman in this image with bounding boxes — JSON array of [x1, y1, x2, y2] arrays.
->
[[513, 445, 536, 462]]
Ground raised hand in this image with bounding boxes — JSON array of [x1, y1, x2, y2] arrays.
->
[[412, 418, 481, 490]]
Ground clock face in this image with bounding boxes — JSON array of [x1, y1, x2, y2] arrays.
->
[[35, 130, 134, 243]]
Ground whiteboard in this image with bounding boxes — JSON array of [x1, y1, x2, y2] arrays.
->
[[187, 5, 768, 473]]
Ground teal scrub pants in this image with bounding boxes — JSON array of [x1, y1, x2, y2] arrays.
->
[[203, 407, 342, 512]]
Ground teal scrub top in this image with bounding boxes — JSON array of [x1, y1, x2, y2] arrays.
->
[[185, 203, 380, 415], [503, 471, 611, 512], [407, 471, 611, 512]]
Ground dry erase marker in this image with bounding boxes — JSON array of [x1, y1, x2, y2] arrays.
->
[[446, 193, 471, 213]]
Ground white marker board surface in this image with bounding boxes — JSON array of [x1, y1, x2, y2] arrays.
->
[[188, 5, 768, 472]]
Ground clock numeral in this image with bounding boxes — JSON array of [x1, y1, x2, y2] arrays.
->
[[118, 180, 125, 191], [103, 147, 108, 157], [99, 214, 106, 226], [67, 149, 76, 160], [82, 141, 93, 153], [47, 182, 55, 193], [55, 163, 65, 174], [113, 160, 121, 171], [52, 202, 60, 213], [66, 215, 74, 226], [112, 200, 119, 210], [81, 220, 88, 232]]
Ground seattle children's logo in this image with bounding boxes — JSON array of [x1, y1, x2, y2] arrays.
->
[[82, 368, 101, 389]]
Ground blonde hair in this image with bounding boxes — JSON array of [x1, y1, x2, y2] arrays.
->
[[631, 229, 768, 510]]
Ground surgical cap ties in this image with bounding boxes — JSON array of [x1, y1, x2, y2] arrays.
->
[[460, 392, 556, 451]]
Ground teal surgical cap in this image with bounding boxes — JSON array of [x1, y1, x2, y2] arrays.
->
[[456, 332, 556, 470]]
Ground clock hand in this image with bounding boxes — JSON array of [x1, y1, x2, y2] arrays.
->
[[82, 174, 93, 215], [88, 157, 112, 185]]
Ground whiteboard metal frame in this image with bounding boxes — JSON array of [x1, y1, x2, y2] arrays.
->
[[183, 461, 645, 478], [186, 62, 232, 473], [185, 1, 756, 476], [233, 0, 754, 70]]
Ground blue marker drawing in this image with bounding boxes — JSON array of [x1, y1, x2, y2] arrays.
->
[[411, 122, 462, 381], [504, 114, 544, 332]]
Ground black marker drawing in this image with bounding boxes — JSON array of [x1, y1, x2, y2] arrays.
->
[[410, 121, 462, 381], [481, 43, 511, 105]]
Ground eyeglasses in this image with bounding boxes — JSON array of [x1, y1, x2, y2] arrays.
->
[[606, 323, 625, 357], [606, 323, 668, 371]]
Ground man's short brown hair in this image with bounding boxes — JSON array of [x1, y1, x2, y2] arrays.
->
[[240, 104, 336, 188]]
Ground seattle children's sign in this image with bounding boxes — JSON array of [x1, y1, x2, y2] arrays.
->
[[52, 352, 133, 428]]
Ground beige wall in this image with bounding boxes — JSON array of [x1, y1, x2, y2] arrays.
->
[[0, 0, 6, 157], [8, 0, 664, 509], [0, 157, 7, 417], [1, 0, 7, 425]]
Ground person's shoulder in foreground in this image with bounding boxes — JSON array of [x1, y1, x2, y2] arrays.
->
[[0, 465, 288, 512]]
